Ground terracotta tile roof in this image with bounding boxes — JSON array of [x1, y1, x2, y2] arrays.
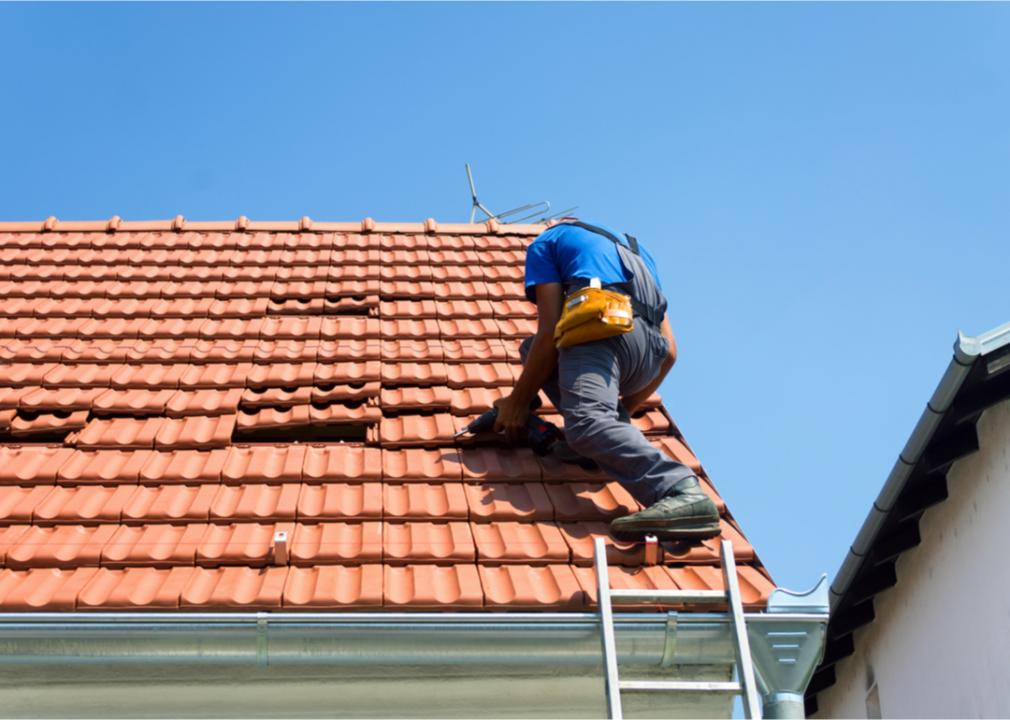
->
[[0, 218, 773, 611]]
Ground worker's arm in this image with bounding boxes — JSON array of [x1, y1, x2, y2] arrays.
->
[[493, 282, 563, 441], [621, 314, 677, 414]]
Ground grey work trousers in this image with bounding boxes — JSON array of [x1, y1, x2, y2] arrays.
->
[[519, 322, 696, 506]]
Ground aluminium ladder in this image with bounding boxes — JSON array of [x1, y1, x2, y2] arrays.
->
[[593, 536, 762, 720]]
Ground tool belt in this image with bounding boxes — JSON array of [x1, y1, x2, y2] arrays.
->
[[553, 282, 635, 349]]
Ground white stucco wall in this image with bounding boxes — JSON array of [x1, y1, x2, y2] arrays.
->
[[816, 397, 1010, 719]]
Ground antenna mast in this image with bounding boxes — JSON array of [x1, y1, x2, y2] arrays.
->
[[465, 163, 577, 224]]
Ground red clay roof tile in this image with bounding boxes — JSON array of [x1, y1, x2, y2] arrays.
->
[[18, 387, 104, 412], [291, 521, 382, 565], [209, 484, 300, 522], [10, 409, 89, 436], [379, 386, 453, 411], [297, 483, 382, 521], [301, 445, 382, 483], [93, 388, 176, 415], [196, 522, 293, 567], [154, 414, 236, 449], [314, 360, 381, 385], [631, 408, 673, 435], [536, 453, 609, 483], [381, 299, 437, 319], [383, 564, 482, 609], [383, 482, 468, 521], [441, 338, 510, 362], [165, 388, 244, 417], [557, 522, 646, 567], [122, 484, 219, 524], [0, 567, 99, 610], [237, 405, 311, 431], [479, 565, 584, 610], [31, 484, 135, 524], [101, 523, 206, 567], [222, 445, 305, 484], [446, 362, 515, 388], [180, 566, 286, 609], [458, 448, 542, 483], [0, 386, 34, 409], [179, 363, 251, 389], [382, 448, 461, 482], [464, 482, 554, 521], [1, 363, 59, 387], [0, 525, 30, 564], [372, 414, 458, 447], [137, 450, 226, 484], [0, 446, 75, 484], [384, 522, 475, 563], [56, 450, 152, 484], [0, 222, 769, 612], [74, 418, 162, 448], [7, 524, 118, 569], [311, 381, 380, 405], [283, 565, 382, 608], [449, 387, 508, 415], [471, 522, 570, 564], [380, 361, 448, 386], [0, 486, 55, 523], [77, 566, 193, 609], [543, 482, 641, 522]]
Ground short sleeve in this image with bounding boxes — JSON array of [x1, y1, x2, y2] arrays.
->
[[523, 234, 562, 302]]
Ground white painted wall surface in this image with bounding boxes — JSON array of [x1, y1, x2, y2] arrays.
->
[[816, 398, 1010, 719]]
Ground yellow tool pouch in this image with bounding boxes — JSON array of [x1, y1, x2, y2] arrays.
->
[[553, 284, 635, 349]]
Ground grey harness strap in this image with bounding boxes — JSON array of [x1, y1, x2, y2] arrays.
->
[[563, 221, 668, 327]]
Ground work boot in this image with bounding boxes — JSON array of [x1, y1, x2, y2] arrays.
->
[[609, 477, 720, 541], [552, 440, 599, 470]]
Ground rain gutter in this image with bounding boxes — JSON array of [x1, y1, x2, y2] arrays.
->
[[829, 321, 1010, 609], [0, 603, 829, 719]]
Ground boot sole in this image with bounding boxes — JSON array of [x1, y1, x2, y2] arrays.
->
[[611, 520, 721, 542]]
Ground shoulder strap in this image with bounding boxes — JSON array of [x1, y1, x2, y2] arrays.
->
[[561, 221, 663, 326], [567, 221, 640, 256]]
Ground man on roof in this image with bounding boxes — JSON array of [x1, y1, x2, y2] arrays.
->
[[493, 219, 720, 540]]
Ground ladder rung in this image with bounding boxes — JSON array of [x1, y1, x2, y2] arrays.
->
[[608, 589, 727, 603], [619, 680, 742, 694]]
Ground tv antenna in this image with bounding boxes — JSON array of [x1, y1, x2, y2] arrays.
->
[[466, 163, 577, 224]]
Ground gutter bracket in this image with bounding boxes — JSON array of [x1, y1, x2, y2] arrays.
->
[[256, 613, 269, 667], [659, 612, 678, 668]]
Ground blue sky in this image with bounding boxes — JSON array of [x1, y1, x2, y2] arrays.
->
[[3, 2, 1008, 591]]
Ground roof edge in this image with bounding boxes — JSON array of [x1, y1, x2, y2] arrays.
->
[[808, 320, 1010, 714], [0, 217, 548, 236], [830, 321, 1010, 607]]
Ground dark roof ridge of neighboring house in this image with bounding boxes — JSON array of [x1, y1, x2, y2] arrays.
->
[[806, 320, 1010, 715]]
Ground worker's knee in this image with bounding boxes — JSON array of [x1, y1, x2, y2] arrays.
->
[[518, 335, 535, 365], [562, 411, 605, 457]]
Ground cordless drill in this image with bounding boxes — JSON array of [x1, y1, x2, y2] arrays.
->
[[452, 402, 561, 455]]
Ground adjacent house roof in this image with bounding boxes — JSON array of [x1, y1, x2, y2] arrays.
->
[[0, 217, 773, 612], [805, 320, 1010, 715]]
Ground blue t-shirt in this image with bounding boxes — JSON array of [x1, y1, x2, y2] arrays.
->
[[523, 221, 663, 302]]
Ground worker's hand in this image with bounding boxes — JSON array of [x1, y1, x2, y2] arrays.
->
[[493, 394, 529, 444]]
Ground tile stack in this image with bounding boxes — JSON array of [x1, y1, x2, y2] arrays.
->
[[0, 217, 773, 611]]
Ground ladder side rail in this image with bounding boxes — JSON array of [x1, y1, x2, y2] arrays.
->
[[721, 540, 763, 719], [594, 537, 624, 720]]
